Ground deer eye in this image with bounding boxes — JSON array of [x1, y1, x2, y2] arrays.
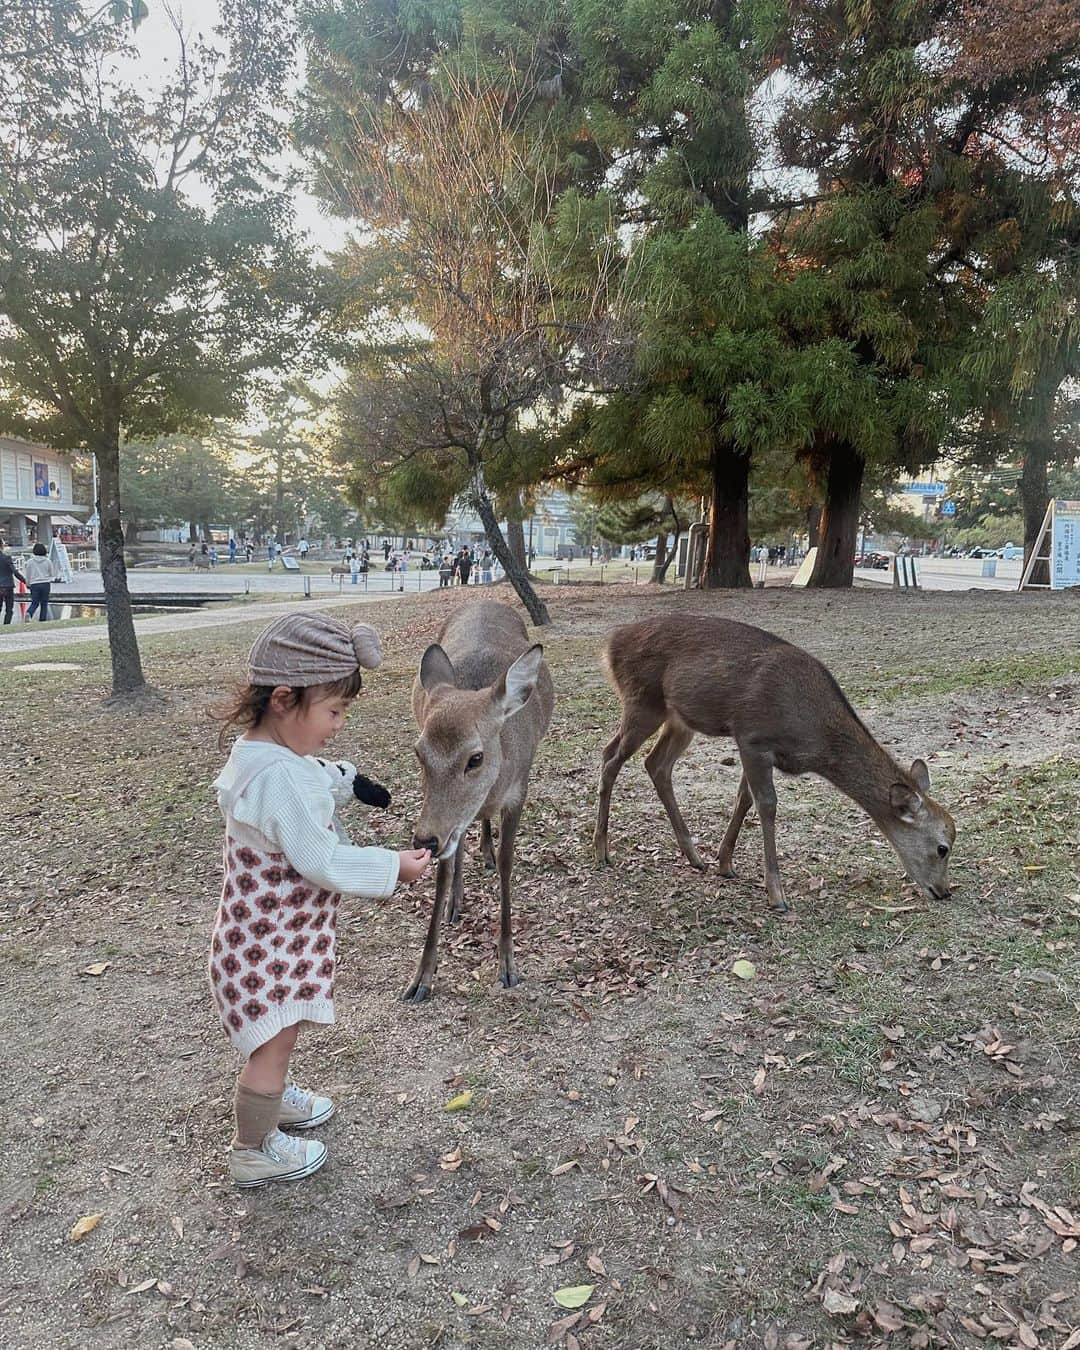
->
[[937, 844, 950, 858], [466, 752, 484, 771]]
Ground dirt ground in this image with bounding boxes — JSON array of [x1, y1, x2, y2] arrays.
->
[[1, 582, 1078, 1350]]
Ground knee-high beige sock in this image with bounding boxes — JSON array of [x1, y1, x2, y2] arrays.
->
[[233, 1082, 283, 1149]]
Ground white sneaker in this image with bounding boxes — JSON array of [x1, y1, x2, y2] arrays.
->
[[229, 1128, 328, 1188], [279, 1079, 334, 1130]]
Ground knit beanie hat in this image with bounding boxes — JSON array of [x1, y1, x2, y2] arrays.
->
[[247, 613, 383, 687]]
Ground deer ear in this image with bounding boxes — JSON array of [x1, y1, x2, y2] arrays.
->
[[910, 758, 931, 792], [889, 781, 925, 823], [495, 644, 544, 718], [419, 644, 456, 692]]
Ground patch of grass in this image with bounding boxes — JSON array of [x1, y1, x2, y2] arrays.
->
[[761, 1175, 836, 1220], [865, 647, 1080, 703], [816, 1018, 884, 1088]]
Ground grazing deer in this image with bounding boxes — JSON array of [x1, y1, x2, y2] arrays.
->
[[406, 602, 554, 1002], [593, 614, 956, 911]]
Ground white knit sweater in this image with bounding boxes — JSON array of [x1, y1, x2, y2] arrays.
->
[[214, 739, 400, 897]]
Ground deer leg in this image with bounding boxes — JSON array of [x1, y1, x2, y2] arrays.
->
[[740, 753, 789, 913], [479, 817, 497, 872], [445, 838, 466, 923], [402, 857, 452, 1003], [644, 720, 706, 870], [496, 802, 523, 988], [593, 707, 664, 865], [716, 773, 753, 877]]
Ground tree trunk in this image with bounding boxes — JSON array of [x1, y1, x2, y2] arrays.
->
[[806, 503, 821, 550], [700, 445, 751, 588], [807, 442, 864, 588], [469, 467, 550, 626], [1020, 435, 1050, 577], [650, 533, 670, 583], [505, 513, 527, 572], [96, 431, 148, 697]]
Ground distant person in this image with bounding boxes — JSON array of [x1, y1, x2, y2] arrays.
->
[[188, 544, 197, 568], [481, 549, 493, 584], [384, 541, 391, 561], [209, 546, 218, 567], [299, 537, 309, 562], [458, 547, 472, 586], [201, 541, 209, 556], [0, 540, 27, 626], [229, 537, 237, 564], [24, 542, 58, 622], [438, 554, 453, 588], [397, 552, 408, 592]]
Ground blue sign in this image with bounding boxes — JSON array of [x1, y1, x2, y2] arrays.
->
[[941, 500, 956, 516], [900, 482, 948, 496]]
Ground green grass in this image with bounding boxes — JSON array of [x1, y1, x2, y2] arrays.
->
[[864, 648, 1080, 703]]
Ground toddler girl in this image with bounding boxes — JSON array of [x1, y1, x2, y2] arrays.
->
[[211, 612, 431, 1187]]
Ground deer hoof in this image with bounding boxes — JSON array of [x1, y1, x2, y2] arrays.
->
[[717, 866, 736, 880], [499, 969, 521, 989], [687, 855, 708, 872], [444, 900, 462, 924], [768, 899, 790, 915], [401, 980, 433, 1004]]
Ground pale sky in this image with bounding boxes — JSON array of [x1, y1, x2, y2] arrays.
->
[[124, 0, 348, 255]]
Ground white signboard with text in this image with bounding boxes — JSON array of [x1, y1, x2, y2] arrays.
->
[[1052, 499, 1080, 590]]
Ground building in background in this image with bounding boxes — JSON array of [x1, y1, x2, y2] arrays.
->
[[445, 489, 577, 557], [0, 436, 89, 546]]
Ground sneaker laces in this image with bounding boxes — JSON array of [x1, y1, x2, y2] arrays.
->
[[263, 1128, 308, 1164], [282, 1080, 313, 1110]]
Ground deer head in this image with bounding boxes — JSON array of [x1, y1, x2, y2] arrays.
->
[[411, 643, 544, 861], [880, 759, 957, 900]]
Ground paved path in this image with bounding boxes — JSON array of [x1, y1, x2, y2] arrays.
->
[[0, 590, 393, 656], [855, 558, 1021, 591]]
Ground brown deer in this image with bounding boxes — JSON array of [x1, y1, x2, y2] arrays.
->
[[593, 614, 955, 911], [406, 602, 554, 1002]]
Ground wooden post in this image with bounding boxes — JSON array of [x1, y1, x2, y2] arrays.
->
[[1018, 500, 1054, 591]]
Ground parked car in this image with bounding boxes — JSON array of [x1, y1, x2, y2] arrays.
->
[[997, 543, 1023, 561], [967, 546, 997, 558], [855, 551, 892, 569]]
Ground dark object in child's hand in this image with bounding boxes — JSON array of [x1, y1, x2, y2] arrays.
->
[[353, 773, 391, 809]]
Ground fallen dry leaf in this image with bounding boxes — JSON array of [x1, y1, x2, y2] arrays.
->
[[443, 1089, 473, 1112], [81, 962, 110, 977], [553, 1284, 594, 1309], [69, 1213, 103, 1242]]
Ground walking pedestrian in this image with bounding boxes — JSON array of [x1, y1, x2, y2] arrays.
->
[[0, 539, 26, 625], [397, 552, 408, 592], [229, 537, 238, 564], [24, 543, 58, 622], [299, 538, 309, 562], [209, 613, 431, 1187]]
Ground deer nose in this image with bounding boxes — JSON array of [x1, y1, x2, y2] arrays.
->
[[413, 834, 439, 854]]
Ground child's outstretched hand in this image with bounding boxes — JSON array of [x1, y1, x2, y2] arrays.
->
[[398, 848, 432, 883]]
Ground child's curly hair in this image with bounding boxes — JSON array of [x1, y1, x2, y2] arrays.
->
[[214, 670, 363, 750]]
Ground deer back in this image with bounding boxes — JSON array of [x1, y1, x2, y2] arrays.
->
[[604, 614, 863, 775]]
